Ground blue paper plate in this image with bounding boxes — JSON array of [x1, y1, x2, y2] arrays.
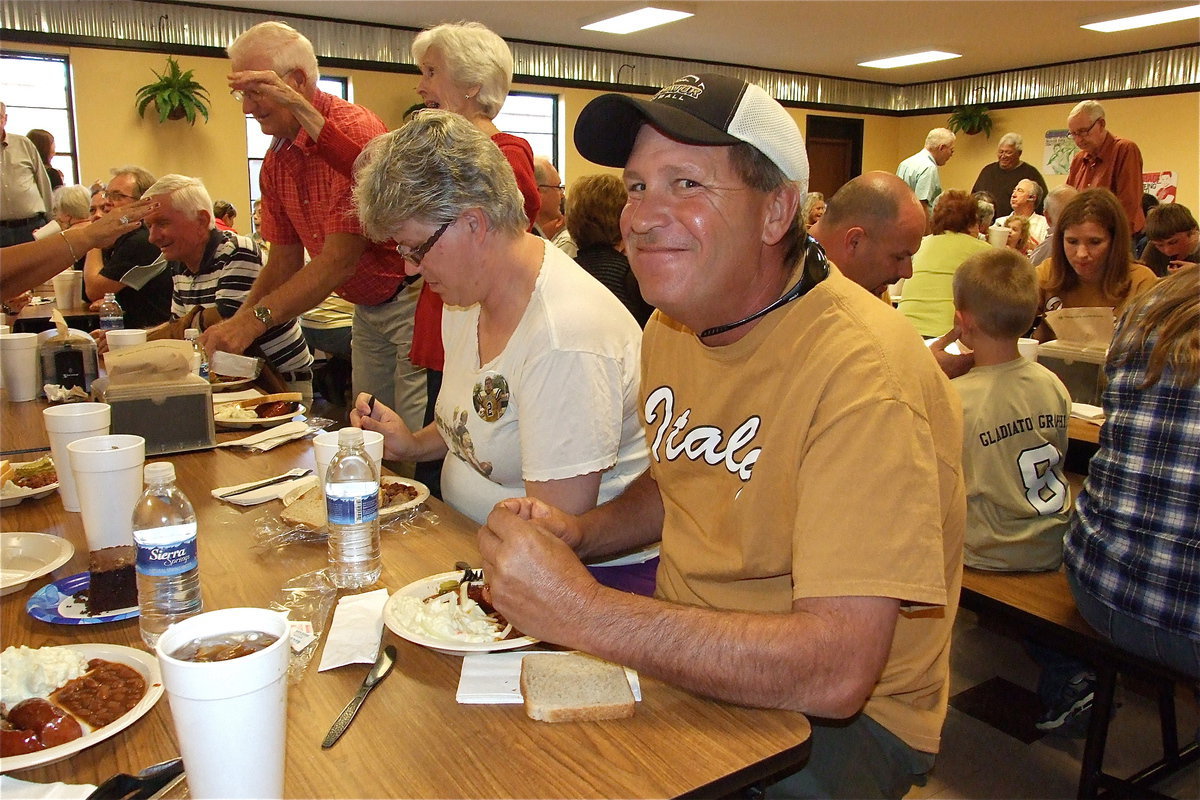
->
[[26, 571, 139, 625]]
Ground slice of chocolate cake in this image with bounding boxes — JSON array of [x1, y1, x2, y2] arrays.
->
[[87, 546, 137, 615]]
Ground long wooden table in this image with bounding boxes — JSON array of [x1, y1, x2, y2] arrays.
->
[[0, 394, 811, 798]]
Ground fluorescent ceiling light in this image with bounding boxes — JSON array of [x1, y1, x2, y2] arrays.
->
[[858, 51, 962, 70], [582, 7, 694, 34], [1081, 4, 1200, 32]]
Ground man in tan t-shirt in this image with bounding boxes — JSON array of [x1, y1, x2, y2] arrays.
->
[[479, 73, 965, 799]]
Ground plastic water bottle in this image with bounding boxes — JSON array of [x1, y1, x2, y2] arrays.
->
[[98, 293, 124, 330], [184, 328, 209, 379], [325, 427, 381, 589], [132, 462, 202, 647]]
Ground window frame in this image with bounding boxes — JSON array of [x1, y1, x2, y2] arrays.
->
[[0, 50, 79, 186]]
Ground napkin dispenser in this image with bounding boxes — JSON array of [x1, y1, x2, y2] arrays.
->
[[1039, 308, 1112, 407], [38, 309, 98, 393], [95, 341, 217, 455], [39, 330, 98, 393], [1038, 341, 1107, 406]]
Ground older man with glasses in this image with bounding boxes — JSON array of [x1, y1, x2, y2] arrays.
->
[[532, 156, 576, 257], [81, 165, 173, 328], [1065, 99, 1146, 236], [203, 20, 425, 459]]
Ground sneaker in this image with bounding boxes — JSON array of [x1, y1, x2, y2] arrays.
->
[[1036, 671, 1096, 732]]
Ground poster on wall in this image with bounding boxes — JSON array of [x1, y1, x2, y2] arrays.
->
[[1043, 130, 1077, 175], [1143, 171, 1177, 203]]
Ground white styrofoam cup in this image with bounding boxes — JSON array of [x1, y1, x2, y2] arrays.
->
[[43, 402, 112, 512], [1, 333, 40, 402], [155, 607, 290, 799], [66, 434, 145, 551]]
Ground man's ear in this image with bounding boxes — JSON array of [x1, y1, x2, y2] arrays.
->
[[762, 183, 801, 246], [845, 226, 866, 254]]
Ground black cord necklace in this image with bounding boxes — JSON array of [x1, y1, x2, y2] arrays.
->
[[698, 235, 830, 339]]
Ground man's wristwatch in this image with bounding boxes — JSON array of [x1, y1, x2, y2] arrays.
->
[[253, 305, 274, 329]]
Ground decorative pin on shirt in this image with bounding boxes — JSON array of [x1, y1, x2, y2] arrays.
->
[[472, 373, 510, 423]]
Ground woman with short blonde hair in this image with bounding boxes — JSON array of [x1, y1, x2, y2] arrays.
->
[[352, 111, 647, 525]]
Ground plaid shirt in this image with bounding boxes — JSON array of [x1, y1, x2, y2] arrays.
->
[[1065, 312, 1200, 638], [259, 90, 406, 306]]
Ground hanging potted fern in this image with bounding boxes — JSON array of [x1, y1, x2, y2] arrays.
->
[[947, 105, 993, 138], [135, 56, 211, 125]]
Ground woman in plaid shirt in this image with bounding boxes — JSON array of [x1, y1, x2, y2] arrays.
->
[[1065, 265, 1199, 680]]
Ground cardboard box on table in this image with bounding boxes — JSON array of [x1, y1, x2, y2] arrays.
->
[[95, 340, 217, 455]]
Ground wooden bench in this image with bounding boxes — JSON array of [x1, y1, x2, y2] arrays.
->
[[960, 566, 1199, 799]]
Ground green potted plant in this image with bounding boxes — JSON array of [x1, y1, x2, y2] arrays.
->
[[135, 56, 211, 125], [947, 104, 993, 137]]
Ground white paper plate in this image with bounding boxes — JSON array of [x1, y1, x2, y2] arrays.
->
[[586, 543, 661, 568], [0, 644, 164, 773], [0, 532, 75, 595], [379, 476, 430, 518], [214, 402, 307, 429], [0, 459, 60, 508], [384, 572, 538, 657]]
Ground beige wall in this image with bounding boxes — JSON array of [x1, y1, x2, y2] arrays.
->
[[15, 40, 1198, 218]]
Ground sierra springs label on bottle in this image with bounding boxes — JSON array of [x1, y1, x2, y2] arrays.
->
[[136, 530, 199, 576]]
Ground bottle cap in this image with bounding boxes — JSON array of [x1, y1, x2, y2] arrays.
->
[[338, 427, 364, 448], [184, 328, 199, 340], [144, 462, 175, 484]]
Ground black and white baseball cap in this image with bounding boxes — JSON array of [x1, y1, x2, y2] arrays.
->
[[574, 72, 809, 189]]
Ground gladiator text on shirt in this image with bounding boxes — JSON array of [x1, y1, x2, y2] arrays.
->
[[644, 386, 760, 480], [979, 412, 1067, 447]]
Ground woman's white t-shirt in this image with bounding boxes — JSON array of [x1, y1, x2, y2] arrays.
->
[[436, 241, 648, 524]]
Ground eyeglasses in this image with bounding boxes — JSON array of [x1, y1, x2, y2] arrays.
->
[[229, 87, 264, 103], [538, 184, 565, 191], [395, 221, 452, 266], [103, 190, 137, 203], [1069, 118, 1101, 139]]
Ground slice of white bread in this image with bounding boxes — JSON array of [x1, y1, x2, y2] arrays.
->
[[280, 486, 326, 529], [520, 653, 635, 723]]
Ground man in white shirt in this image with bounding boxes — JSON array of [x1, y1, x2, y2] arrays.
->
[[997, 179, 1049, 246], [0, 101, 52, 246], [897, 128, 955, 214]]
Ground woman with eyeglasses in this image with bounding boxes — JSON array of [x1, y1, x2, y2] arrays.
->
[[350, 111, 647, 526], [1034, 188, 1158, 341]]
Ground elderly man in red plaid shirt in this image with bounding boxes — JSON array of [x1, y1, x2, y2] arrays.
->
[[202, 21, 426, 449]]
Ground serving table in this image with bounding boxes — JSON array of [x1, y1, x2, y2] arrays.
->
[[0, 394, 811, 798]]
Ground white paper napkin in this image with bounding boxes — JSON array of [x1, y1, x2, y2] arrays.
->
[[317, 588, 389, 671], [216, 420, 309, 450], [0, 776, 96, 799], [211, 473, 318, 506], [456, 651, 642, 704], [1070, 402, 1105, 422]]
